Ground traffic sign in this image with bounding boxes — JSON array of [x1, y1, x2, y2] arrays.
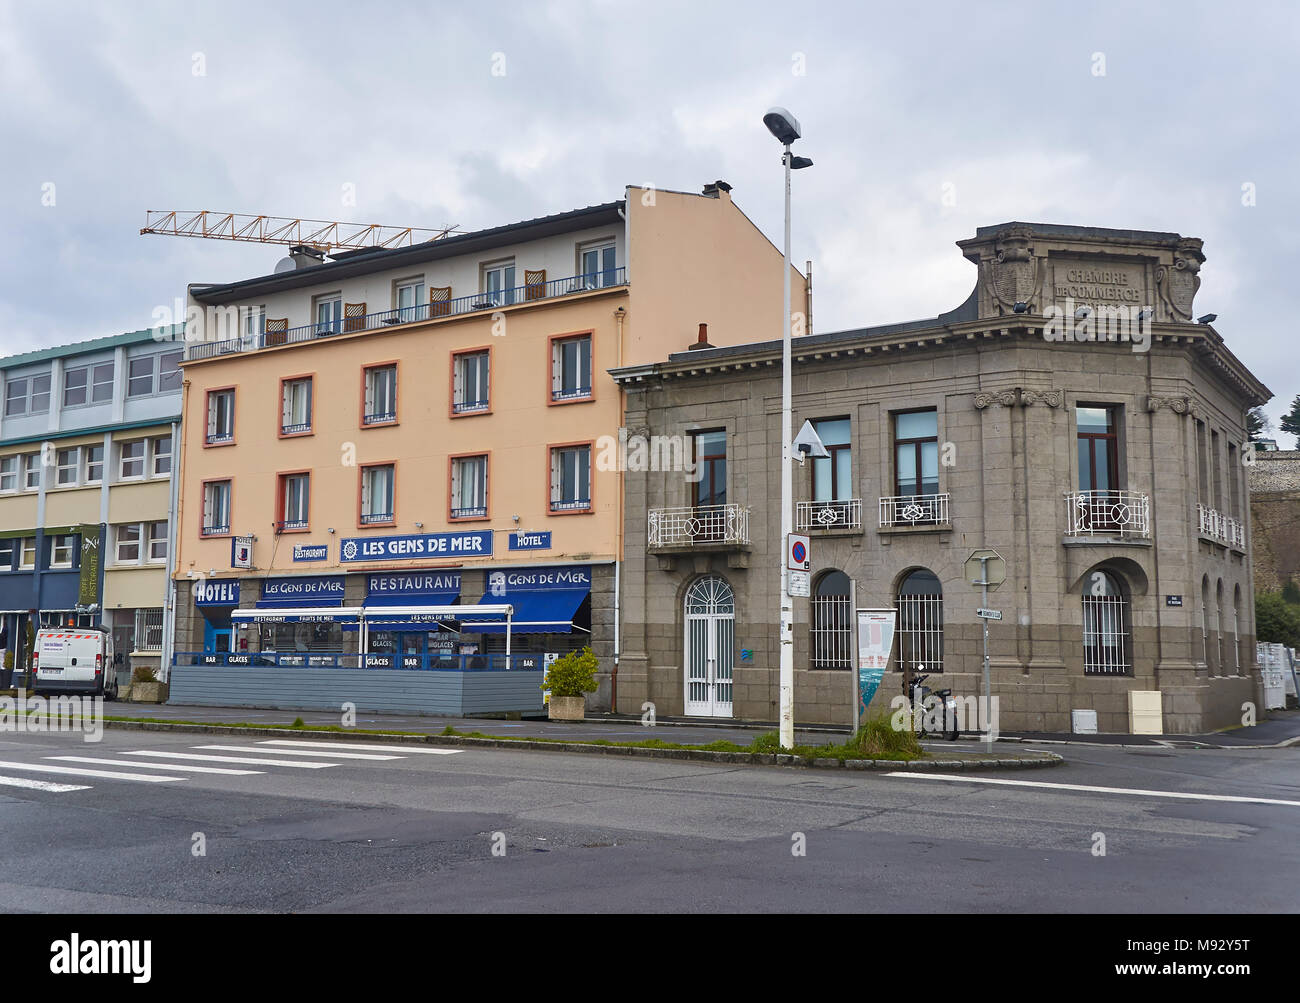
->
[[963, 549, 1006, 589], [787, 534, 811, 572], [976, 608, 1002, 621]]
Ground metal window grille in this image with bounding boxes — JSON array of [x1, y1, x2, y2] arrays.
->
[[134, 608, 164, 651], [811, 592, 853, 670], [896, 592, 943, 673], [1082, 592, 1130, 674], [1233, 608, 1240, 671]]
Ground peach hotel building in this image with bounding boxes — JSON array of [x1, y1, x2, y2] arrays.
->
[[170, 182, 808, 715]]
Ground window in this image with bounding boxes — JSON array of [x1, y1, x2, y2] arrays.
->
[[279, 473, 310, 531], [895, 409, 939, 497], [360, 464, 395, 525], [127, 356, 155, 397], [202, 481, 231, 536], [550, 444, 591, 512], [92, 362, 115, 402], [314, 294, 343, 334], [4, 377, 27, 416], [115, 524, 141, 563], [148, 521, 168, 562], [0, 455, 16, 492], [120, 440, 145, 479], [450, 455, 488, 519], [481, 260, 516, 306], [811, 570, 853, 670], [49, 534, 76, 569], [578, 240, 618, 289], [30, 373, 51, 413], [281, 377, 313, 435], [897, 569, 943, 674], [1076, 406, 1119, 493], [152, 436, 172, 476], [84, 445, 103, 484], [363, 365, 397, 425], [63, 366, 88, 407], [19, 538, 37, 570], [1082, 570, 1131, 675], [0, 539, 13, 570], [395, 279, 425, 322], [452, 351, 490, 414], [243, 305, 266, 343], [55, 447, 80, 486], [692, 430, 727, 508], [23, 453, 41, 490], [158, 351, 183, 393], [551, 334, 592, 402], [812, 418, 852, 502], [5, 375, 51, 416], [207, 388, 235, 444]]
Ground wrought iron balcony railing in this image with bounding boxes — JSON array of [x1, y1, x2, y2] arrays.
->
[[1064, 489, 1150, 538], [797, 498, 863, 531], [648, 504, 751, 547], [879, 493, 950, 528]]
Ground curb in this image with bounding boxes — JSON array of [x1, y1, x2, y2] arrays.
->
[[101, 719, 1065, 771]]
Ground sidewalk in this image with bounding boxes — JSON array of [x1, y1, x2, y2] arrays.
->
[[1000, 709, 1300, 749]]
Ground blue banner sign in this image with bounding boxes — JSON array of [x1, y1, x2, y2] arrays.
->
[[260, 576, 346, 602], [366, 572, 462, 596], [485, 565, 591, 593], [339, 531, 492, 563], [195, 579, 240, 607], [508, 531, 552, 551], [293, 544, 329, 562]]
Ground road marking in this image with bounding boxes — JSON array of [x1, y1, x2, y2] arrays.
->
[[0, 760, 182, 783], [0, 775, 91, 793], [884, 772, 1300, 807], [259, 740, 462, 755], [120, 751, 337, 769], [196, 744, 402, 761], [49, 756, 264, 776]]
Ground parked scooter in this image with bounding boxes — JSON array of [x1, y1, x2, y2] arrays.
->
[[903, 669, 959, 740]]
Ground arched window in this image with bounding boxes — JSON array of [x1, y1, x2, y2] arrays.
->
[[1233, 584, 1243, 672], [811, 570, 852, 670], [1215, 579, 1225, 677], [896, 568, 943, 673], [1082, 570, 1131, 675], [1201, 575, 1211, 669]]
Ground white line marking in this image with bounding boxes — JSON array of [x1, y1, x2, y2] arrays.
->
[[0, 775, 91, 793], [883, 772, 1300, 807], [50, 756, 264, 776], [196, 744, 402, 761], [259, 740, 462, 755], [0, 760, 182, 783], [120, 751, 336, 769]]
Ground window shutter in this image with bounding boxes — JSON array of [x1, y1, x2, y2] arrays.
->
[[450, 460, 461, 509], [550, 449, 560, 502], [203, 486, 213, 527], [387, 367, 396, 414], [207, 395, 217, 437], [480, 355, 489, 403], [453, 356, 464, 404], [364, 371, 375, 415], [580, 338, 591, 389], [281, 384, 293, 428], [552, 343, 562, 395]]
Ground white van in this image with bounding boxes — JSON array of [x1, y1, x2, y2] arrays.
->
[[32, 626, 119, 699]]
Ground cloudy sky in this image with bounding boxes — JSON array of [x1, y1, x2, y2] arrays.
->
[[2, 0, 1296, 441]]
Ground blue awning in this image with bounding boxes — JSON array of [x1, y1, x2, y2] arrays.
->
[[463, 587, 589, 634], [255, 596, 343, 609]]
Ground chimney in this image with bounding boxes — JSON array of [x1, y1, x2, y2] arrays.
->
[[701, 180, 733, 201], [289, 244, 328, 269], [688, 322, 713, 351]]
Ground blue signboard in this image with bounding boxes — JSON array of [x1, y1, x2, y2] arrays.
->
[[508, 531, 552, 551], [260, 576, 346, 602], [366, 572, 462, 597], [293, 543, 329, 562], [339, 531, 492, 563], [194, 579, 241, 607], [484, 564, 591, 595]]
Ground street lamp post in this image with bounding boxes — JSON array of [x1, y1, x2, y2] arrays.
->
[[763, 108, 812, 750]]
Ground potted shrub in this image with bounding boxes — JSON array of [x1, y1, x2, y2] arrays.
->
[[130, 665, 168, 704], [542, 647, 599, 721]]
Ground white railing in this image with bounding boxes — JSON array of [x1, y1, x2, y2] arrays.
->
[[797, 498, 863, 531], [1064, 490, 1150, 538], [1198, 503, 1245, 549], [879, 493, 950, 528], [647, 504, 750, 547]]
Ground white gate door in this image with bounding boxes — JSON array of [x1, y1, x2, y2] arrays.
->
[[684, 577, 735, 717]]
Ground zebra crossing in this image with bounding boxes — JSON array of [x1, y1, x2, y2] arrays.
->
[[0, 738, 463, 794]]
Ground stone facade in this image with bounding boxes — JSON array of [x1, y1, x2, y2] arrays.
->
[[611, 223, 1270, 735], [1248, 450, 1300, 593]]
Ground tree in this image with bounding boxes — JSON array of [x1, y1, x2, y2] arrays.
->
[[1247, 406, 1270, 440], [1280, 394, 1300, 439], [1284, 578, 1300, 605], [1256, 591, 1300, 648]]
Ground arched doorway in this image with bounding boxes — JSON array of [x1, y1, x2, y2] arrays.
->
[[896, 568, 943, 674], [684, 576, 735, 717]]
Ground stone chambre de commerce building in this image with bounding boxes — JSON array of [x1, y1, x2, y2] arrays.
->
[[610, 223, 1270, 734]]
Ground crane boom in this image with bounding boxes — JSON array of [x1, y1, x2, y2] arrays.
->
[[140, 210, 458, 252]]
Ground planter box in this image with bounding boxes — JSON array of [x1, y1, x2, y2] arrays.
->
[[131, 681, 170, 704], [548, 695, 585, 721]]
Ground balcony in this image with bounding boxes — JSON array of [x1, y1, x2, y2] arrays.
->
[[360, 511, 393, 526], [879, 493, 950, 528], [648, 504, 750, 549], [797, 499, 863, 532], [186, 267, 628, 360], [1197, 503, 1245, 549], [1064, 490, 1150, 539]]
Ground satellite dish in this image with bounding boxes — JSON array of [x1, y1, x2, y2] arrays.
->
[[792, 420, 830, 464], [273, 256, 296, 274]]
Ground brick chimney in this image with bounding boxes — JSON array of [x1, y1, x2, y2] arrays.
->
[[688, 322, 713, 351], [701, 180, 733, 201]]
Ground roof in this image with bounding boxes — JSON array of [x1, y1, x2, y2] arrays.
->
[[970, 221, 1186, 242], [0, 324, 185, 369], [190, 201, 626, 305]]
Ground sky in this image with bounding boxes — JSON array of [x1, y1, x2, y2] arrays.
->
[[1, 0, 1296, 443]]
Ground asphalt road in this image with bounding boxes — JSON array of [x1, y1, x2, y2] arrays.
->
[[0, 727, 1296, 912]]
